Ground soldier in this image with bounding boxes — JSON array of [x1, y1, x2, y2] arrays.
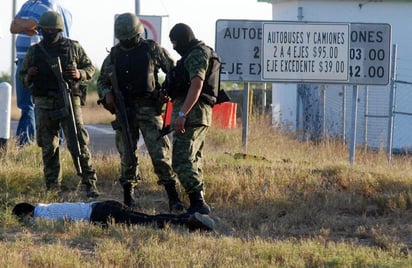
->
[[10, 0, 72, 147], [97, 13, 184, 211], [19, 11, 99, 198], [166, 23, 217, 215]]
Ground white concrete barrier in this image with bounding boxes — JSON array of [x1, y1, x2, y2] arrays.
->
[[0, 82, 12, 144]]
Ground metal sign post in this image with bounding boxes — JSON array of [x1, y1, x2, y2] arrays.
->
[[386, 44, 398, 162], [242, 83, 250, 149], [349, 85, 359, 165], [11, 0, 17, 94]]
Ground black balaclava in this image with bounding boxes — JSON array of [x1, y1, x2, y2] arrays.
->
[[41, 30, 62, 45], [169, 23, 196, 56]]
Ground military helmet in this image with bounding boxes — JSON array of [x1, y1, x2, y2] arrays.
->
[[38, 11, 64, 31], [115, 13, 144, 40]]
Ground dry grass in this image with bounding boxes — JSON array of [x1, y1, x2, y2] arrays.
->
[[2, 97, 412, 266], [80, 92, 116, 124]]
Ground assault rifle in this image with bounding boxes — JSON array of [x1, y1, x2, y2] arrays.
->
[[47, 56, 82, 176], [106, 65, 137, 170]]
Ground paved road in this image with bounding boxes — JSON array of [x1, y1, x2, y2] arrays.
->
[[9, 120, 145, 155]]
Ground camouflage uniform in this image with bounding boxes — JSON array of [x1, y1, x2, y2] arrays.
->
[[171, 47, 212, 193], [97, 42, 177, 188], [19, 33, 98, 195], [97, 13, 184, 210], [167, 23, 213, 214]]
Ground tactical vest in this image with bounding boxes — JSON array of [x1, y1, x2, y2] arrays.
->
[[111, 40, 158, 104], [169, 44, 221, 106], [30, 38, 76, 96]]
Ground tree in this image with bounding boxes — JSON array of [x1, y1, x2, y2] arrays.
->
[[0, 72, 11, 83]]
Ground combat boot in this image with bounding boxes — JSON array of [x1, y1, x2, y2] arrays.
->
[[187, 191, 211, 215], [123, 182, 136, 207], [187, 212, 215, 231], [164, 183, 186, 213], [85, 182, 100, 198]]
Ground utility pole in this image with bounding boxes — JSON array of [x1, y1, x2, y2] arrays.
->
[[135, 0, 140, 15], [11, 0, 17, 94]]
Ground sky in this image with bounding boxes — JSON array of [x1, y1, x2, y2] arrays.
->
[[0, 0, 272, 75]]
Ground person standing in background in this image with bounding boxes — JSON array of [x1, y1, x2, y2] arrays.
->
[[10, 0, 72, 147]]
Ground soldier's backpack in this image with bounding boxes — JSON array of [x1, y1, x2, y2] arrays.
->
[[166, 45, 229, 106], [200, 45, 222, 106], [198, 45, 230, 105]]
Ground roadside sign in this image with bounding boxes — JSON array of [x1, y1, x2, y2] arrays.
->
[[262, 22, 350, 83], [348, 23, 391, 85], [139, 15, 162, 43], [216, 19, 268, 82], [216, 20, 391, 85]]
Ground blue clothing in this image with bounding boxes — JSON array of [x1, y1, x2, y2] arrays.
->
[[15, 60, 36, 145], [14, 0, 72, 146], [34, 202, 97, 221], [15, 0, 72, 59]]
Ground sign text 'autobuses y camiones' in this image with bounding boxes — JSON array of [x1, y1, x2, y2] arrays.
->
[[262, 23, 350, 83]]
